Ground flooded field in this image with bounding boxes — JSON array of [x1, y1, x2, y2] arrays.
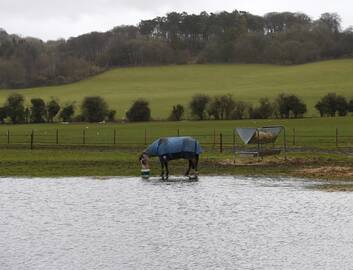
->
[[1, 176, 353, 270]]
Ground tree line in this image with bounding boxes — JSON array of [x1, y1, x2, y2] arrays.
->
[[315, 93, 353, 117], [186, 93, 307, 120], [0, 94, 116, 124], [185, 93, 353, 120], [127, 93, 353, 121], [1, 92, 351, 124], [1, 10, 353, 89]]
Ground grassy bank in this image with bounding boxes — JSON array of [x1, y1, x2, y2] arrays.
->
[[1, 59, 353, 117], [1, 146, 352, 180]]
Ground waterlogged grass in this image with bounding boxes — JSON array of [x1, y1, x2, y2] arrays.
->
[[0, 148, 139, 177], [0, 147, 352, 179], [313, 184, 353, 192], [0, 59, 353, 118]]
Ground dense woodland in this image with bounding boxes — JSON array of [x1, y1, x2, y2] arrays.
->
[[0, 10, 353, 89]]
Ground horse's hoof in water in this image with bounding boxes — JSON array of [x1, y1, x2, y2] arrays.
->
[[188, 174, 198, 180]]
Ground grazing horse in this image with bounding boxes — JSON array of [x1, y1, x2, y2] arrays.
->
[[139, 137, 202, 180]]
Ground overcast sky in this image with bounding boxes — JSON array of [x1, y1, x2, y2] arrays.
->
[[0, 0, 352, 40]]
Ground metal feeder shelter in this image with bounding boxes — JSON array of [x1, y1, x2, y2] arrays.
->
[[234, 126, 287, 161]]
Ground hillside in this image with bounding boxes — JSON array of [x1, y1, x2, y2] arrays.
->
[[0, 59, 352, 118], [1, 11, 352, 89]]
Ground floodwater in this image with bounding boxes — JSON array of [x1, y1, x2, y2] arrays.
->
[[0, 176, 353, 270]]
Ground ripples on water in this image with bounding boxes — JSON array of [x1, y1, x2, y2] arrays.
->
[[1, 176, 353, 270]]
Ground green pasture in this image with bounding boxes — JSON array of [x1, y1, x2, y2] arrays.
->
[[0, 117, 352, 149], [0, 147, 352, 178], [0, 59, 353, 118], [0, 118, 352, 178]]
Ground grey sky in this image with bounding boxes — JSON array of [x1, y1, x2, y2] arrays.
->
[[0, 0, 352, 40]]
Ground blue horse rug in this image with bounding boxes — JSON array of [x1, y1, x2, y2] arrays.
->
[[144, 137, 203, 159]]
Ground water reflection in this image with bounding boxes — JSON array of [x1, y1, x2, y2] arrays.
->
[[0, 176, 352, 270]]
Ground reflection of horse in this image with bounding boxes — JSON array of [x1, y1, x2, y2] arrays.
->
[[139, 137, 203, 180]]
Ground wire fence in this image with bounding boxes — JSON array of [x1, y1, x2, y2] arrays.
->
[[0, 127, 352, 152]]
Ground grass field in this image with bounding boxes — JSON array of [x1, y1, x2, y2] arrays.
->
[[0, 117, 352, 149], [0, 59, 353, 118], [0, 146, 352, 179], [0, 118, 352, 179], [0, 60, 352, 180]]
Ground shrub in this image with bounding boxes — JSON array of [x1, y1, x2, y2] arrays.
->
[[336, 95, 349, 116], [107, 110, 116, 122], [189, 94, 210, 120], [207, 96, 223, 120], [59, 104, 75, 122], [47, 99, 61, 123], [276, 93, 307, 118], [5, 93, 25, 124], [168, 104, 184, 121], [291, 100, 307, 118], [315, 101, 328, 117], [30, 98, 46, 123], [81, 96, 109, 122], [250, 98, 276, 119], [315, 93, 348, 117], [349, 99, 353, 113], [219, 94, 236, 120], [0, 107, 7, 123], [231, 101, 249, 120], [126, 99, 151, 122], [207, 94, 236, 120]]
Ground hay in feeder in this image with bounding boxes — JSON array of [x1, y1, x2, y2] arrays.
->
[[249, 131, 277, 144]]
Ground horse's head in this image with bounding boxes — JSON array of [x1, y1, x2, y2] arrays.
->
[[139, 153, 149, 169]]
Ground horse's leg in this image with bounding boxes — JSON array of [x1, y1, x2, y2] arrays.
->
[[165, 160, 169, 180], [191, 158, 196, 170], [160, 157, 165, 180], [194, 156, 199, 176], [188, 158, 196, 178], [185, 160, 192, 176]]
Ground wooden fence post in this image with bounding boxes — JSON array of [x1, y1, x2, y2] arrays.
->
[[283, 127, 287, 160], [114, 128, 116, 145], [233, 130, 236, 164], [56, 129, 59, 145], [144, 128, 147, 145], [293, 128, 296, 146], [213, 128, 216, 148], [336, 128, 338, 147], [177, 128, 180, 137], [83, 129, 86, 145], [219, 133, 223, 153], [7, 130, 10, 144], [232, 130, 236, 153], [257, 129, 260, 161], [30, 130, 34, 150]]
